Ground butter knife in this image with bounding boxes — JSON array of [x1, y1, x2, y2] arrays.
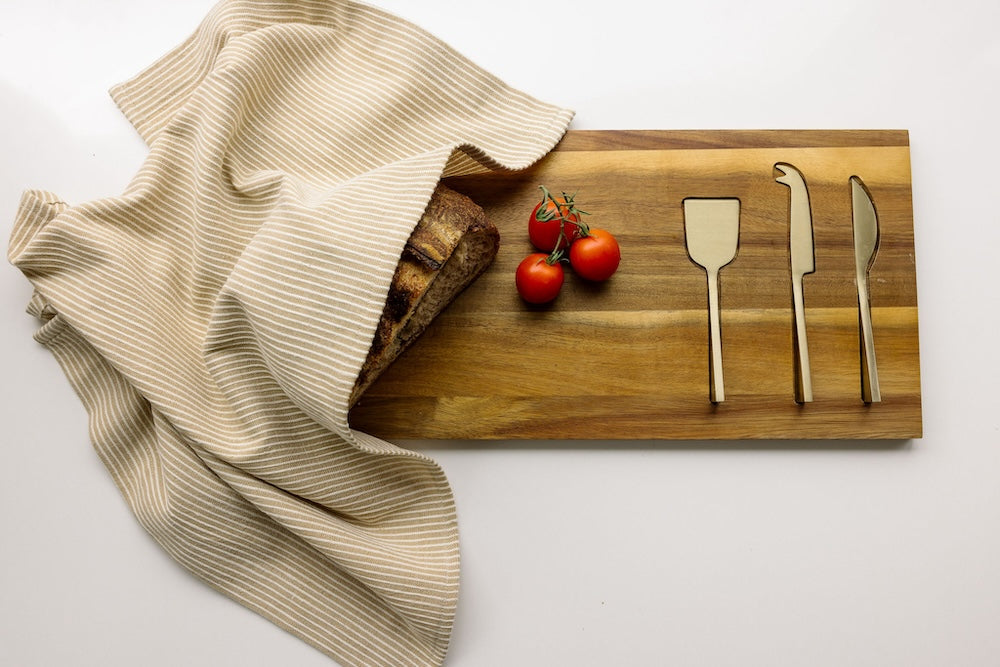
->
[[775, 163, 816, 403], [851, 175, 882, 403]]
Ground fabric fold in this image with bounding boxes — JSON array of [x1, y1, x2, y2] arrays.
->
[[9, 1, 573, 665]]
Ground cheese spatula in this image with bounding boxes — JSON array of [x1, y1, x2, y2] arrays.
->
[[683, 198, 741, 403]]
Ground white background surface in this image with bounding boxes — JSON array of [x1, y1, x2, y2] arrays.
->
[[2, 1, 998, 665]]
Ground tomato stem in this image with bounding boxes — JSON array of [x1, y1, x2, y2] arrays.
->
[[536, 184, 591, 263]]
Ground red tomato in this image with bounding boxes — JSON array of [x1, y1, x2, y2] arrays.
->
[[515, 253, 564, 304], [569, 229, 621, 281], [528, 198, 582, 252]]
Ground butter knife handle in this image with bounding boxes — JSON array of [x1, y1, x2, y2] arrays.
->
[[707, 269, 725, 403], [857, 276, 881, 403], [791, 277, 813, 403]]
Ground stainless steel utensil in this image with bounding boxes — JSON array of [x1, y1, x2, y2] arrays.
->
[[683, 198, 741, 403], [851, 175, 882, 403], [774, 163, 816, 403]]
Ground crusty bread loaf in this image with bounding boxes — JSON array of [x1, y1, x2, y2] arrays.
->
[[350, 183, 499, 406]]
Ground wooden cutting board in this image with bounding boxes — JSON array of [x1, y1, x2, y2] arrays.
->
[[350, 130, 921, 440]]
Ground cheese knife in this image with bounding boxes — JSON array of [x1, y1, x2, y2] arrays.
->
[[851, 175, 882, 403], [774, 163, 816, 403]]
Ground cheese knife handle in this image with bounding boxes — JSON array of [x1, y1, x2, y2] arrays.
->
[[791, 277, 813, 403]]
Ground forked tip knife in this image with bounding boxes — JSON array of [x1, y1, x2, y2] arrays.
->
[[774, 163, 816, 403]]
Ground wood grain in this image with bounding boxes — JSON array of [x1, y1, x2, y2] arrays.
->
[[350, 130, 921, 440]]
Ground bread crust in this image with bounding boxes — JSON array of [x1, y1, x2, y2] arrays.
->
[[350, 184, 499, 406]]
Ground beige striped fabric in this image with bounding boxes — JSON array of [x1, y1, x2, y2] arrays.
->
[[7, 1, 572, 665]]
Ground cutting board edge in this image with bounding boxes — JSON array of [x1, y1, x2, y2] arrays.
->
[[554, 128, 911, 152]]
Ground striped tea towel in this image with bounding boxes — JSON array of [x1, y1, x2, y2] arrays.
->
[[7, 1, 573, 665]]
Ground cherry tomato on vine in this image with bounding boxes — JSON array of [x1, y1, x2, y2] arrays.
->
[[515, 253, 564, 304], [528, 196, 583, 252], [569, 229, 621, 281]]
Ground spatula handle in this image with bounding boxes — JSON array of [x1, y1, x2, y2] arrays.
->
[[707, 269, 725, 403]]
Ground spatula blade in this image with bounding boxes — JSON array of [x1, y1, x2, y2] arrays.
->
[[683, 198, 740, 273]]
